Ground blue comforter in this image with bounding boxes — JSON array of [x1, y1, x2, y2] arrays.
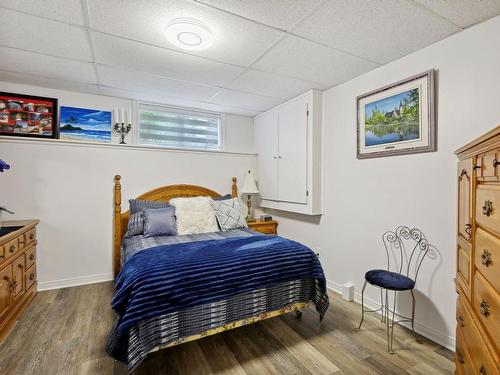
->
[[112, 235, 328, 336]]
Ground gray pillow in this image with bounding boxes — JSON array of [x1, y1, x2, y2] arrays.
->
[[125, 211, 145, 237], [214, 194, 232, 201], [210, 198, 248, 231], [129, 198, 171, 214], [143, 207, 177, 238]]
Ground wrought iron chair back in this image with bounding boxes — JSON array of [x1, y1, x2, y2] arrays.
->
[[382, 225, 431, 285]]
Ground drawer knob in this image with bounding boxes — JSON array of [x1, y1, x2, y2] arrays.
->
[[480, 300, 490, 317], [17, 263, 23, 269], [493, 159, 499, 167], [481, 249, 492, 267], [29, 273, 35, 281], [29, 254, 35, 261], [0, 255, 4, 260], [482, 200, 493, 217], [29, 233, 35, 240], [9, 245, 15, 252], [457, 351, 465, 364], [480, 365, 488, 375], [465, 224, 472, 237], [458, 315, 465, 327]]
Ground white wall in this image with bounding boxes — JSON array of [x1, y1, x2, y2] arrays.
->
[[0, 82, 255, 289], [259, 15, 500, 350]]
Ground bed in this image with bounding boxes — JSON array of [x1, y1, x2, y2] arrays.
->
[[106, 175, 329, 372]]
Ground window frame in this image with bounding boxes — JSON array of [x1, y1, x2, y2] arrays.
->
[[136, 102, 224, 152]]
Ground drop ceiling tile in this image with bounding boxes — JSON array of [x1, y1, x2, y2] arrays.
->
[[93, 33, 243, 87], [99, 86, 260, 117], [88, 0, 283, 67], [225, 69, 316, 99], [0, 46, 96, 83], [97, 65, 220, 101], [0, 70, 99, 95], [194, 0, 322, 31], [294, 0, 460, 64], [414, 0, 500, 28], [210, 89, 283, 111], [0, 0, 85, 25], [0, 8, 92, 61], [253, 35, 379, 87]]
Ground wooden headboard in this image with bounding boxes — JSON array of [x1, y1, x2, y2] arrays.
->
[[113, 175, 238, 277]]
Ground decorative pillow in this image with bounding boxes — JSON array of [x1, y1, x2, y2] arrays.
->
[[210, 198, 248, 231], [169, 196, 219, 235], [125, 211, 145, 237], [129, 198, 171, 214], [143, 207, 177, 238]]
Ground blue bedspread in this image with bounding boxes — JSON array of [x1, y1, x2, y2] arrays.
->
[[112, 235, 328, 336]]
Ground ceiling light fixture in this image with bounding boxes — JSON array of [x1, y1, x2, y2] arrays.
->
[[164, 18, 214, 51]]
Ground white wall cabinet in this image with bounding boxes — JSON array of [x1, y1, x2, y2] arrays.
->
[[254, 90, 323, 215]]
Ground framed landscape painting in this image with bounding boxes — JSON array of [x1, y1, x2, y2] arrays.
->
[[60, 106, 112, 143], [0, 92, 58, 139], [357, 70, 436, 159]]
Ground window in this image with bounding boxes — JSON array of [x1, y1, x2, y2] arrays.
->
[[138, 104, 221, 150]]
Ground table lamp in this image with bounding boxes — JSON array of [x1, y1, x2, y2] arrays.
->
[[241, 170, 259, 222]]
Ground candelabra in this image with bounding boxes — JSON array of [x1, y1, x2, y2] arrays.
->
[[114, 122, 132, 144]]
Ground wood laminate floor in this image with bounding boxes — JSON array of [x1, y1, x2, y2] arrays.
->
[[0, 282, 455, 375]]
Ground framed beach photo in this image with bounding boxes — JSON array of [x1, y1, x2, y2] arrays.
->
[[0, 92, 58, 139], [356, 70, 436, 159], [60, 106, 112, 143]]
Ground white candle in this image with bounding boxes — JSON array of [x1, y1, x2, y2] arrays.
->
[[121, 108, 125, 123], [128, 108, 132, 124], [114, 109, 119, 123]]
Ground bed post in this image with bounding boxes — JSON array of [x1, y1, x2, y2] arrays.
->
[[231, 177, 238, 198], [114, 175, 122, 278]]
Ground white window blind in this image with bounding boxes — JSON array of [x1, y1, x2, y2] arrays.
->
[[138, 104, 221, 150]]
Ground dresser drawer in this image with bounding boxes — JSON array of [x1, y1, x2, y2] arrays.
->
[[457, 295, 499, 374], [25, 264, 36, 291], [475, 227, 500, 291], [456, 329, 473, 375], [24, 228, 36, 246], [457, 236, 472, 300], [473, 272, 499, 353], [477, 148, 499, 181], [476, 185, 500, 236], [3, 237, 19, 260], [25, 246, 36, 270]]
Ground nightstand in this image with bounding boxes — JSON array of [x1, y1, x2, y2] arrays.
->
[[247, 220, 278, 235]]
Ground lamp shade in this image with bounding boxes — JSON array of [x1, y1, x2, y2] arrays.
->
[[241, 170, 259, 194]]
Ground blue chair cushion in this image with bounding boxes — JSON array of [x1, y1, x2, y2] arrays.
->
[[365, 269, 415, 291]]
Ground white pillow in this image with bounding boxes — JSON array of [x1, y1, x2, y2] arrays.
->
[[170, 196, 219, 235]]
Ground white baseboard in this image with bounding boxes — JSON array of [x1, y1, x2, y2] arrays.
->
[[326, 279, 456, 352], [38, 273, 114, 291]]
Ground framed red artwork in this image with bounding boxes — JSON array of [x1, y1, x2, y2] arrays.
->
[[0, 92, 58, 139]]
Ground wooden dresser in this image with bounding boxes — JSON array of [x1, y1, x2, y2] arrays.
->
[[455, 126, 500, 375], [247, 220, 278, 235], [0, 220, 39, 340]]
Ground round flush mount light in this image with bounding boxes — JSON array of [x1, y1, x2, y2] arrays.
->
[[164, 18, 214, 51]]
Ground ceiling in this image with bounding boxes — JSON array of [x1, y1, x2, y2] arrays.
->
[[1, 0, 499, 117]]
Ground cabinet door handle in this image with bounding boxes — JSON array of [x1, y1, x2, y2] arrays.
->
[[278, 156, 282, 159], [273, 156, 277, 159], [465, 224, 472, 237], [480, 365, 488, 375], [458, 315, 465, 327], [480, 300, 490, 317], [482, 200, 493, 216], [481, 250, 492, 267]]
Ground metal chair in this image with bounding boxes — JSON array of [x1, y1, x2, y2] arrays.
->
[[354, 226, 432, 354]]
